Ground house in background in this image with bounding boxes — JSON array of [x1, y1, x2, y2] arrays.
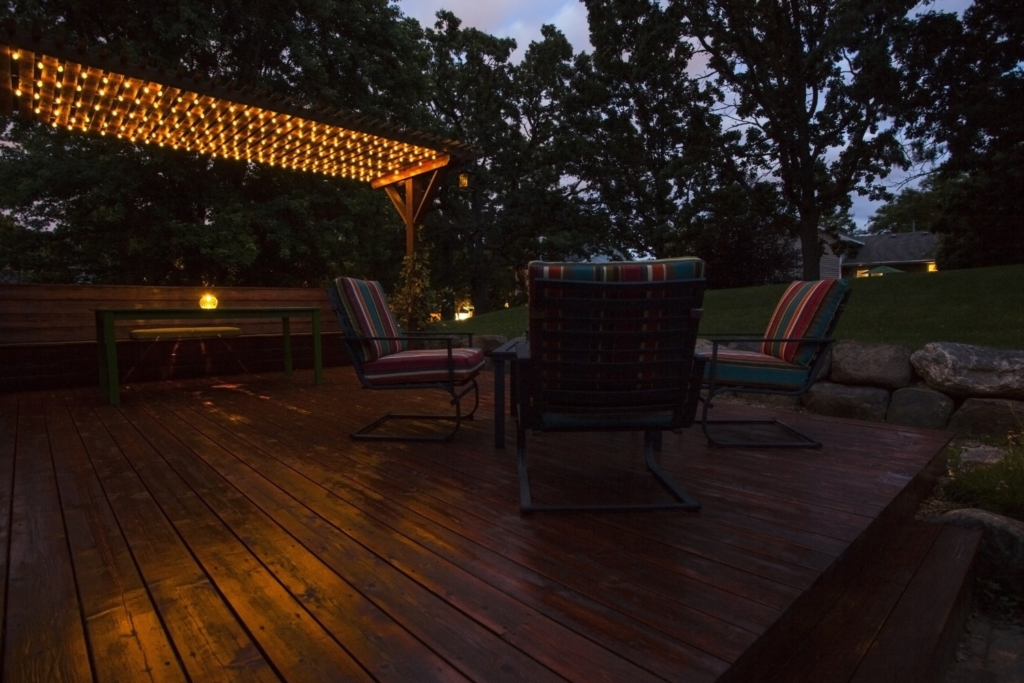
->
[[840, 231, 939, 278]]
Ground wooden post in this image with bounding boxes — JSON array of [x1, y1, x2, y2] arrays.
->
[[373, 156, 451, 258]]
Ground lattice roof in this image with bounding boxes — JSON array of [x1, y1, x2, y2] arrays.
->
[[0, 28, 472, 184]]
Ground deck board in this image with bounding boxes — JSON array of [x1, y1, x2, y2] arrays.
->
[[0, 368, 951, 682]]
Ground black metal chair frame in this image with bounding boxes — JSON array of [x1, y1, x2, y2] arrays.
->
[[515, 277, 706, 512], [701, 289, 851, 448], [327, 286, 480, 442]]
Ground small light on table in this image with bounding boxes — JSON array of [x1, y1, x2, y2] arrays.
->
[[200, 294, 218, 309]]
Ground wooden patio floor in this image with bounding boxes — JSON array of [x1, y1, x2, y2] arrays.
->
[[0, 367, 951, 682]]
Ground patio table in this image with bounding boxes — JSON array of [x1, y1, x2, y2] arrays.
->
[[94, 306, 323, 405]]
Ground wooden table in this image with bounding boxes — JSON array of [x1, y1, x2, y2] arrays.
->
[[94, 307, 323, 405]]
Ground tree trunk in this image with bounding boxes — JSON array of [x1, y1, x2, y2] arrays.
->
[[799, 216, 822, 281]]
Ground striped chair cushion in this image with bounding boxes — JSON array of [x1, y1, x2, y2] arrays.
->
[[361, 348, 485, 386], [696, 348, 812, 391], [528, 257, 705, 284], [333, 276, 407, 362], [761, 279, 848, 365]]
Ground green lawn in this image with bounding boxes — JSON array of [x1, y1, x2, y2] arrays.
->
[[431, 263, 1024, 351]]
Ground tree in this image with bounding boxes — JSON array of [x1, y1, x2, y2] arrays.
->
[[0, 0, 427, 286], [668, 0, 915, 279], [866, 185, 944, 234], [895, 0, 1024, 268], [421, 13, 596, 313], [570, 0, 722, 260], [567, 0, 798, 288]]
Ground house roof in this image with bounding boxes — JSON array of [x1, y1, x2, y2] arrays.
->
[[0, 28, 474, 184], [844, 232, 938, 267]]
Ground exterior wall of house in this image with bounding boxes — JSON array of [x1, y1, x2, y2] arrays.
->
[[841, 261, 937, 278]]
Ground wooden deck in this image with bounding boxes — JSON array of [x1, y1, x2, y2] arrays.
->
[[0, 368, 954, 682]]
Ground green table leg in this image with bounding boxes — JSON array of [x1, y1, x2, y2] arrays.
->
[[101, 312, 120, 405], [312, 309, 323, 385], [95, 311, 107, 393], [282, 317, 292, 377]]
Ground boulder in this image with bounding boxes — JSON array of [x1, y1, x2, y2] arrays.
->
[[938, 508, 1024, 596], [947, 398, 1024, 437], [911, 343, 1024, 399], [830, 340, 913, 389], [730, 392, 803, 410], [817, 348, 832, 381], [958, 444, 1010, 467], [801, 381, 890, 422], [886, 386, 954, 430]]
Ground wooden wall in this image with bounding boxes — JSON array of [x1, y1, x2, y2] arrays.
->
[[0, 284, 351, 392]]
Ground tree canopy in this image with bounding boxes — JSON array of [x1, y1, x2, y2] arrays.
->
[[0, 0, 1018, 304], [887, 0, 1024, 268]]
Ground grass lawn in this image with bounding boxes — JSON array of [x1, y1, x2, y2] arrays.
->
[[430, 263, 1024, 351]]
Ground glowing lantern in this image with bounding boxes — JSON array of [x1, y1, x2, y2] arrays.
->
[[199, 293, 218, 309]]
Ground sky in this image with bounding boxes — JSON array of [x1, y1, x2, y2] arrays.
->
[[399, 0, 592, 59], [397, 0, 974, 230]]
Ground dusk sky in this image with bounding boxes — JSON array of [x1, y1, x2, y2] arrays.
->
[[399, 0, 593, 59], [398, 0, 975, 229]]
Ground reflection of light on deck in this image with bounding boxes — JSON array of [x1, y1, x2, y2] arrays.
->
[[211, 383, 271, 399]]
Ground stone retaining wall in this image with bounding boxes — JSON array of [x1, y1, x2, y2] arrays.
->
[[799, 341, 1024, 436]]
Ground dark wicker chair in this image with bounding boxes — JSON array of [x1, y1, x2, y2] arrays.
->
[[514, 258, 707, 512], [327, 276, 484, 442]]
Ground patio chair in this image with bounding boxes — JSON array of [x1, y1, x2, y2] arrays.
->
[[515, 258, 707, 512], [327, 276, 484, 442], [698, 279, 851, 448]]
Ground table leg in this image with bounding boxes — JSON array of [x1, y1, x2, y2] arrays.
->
[[282, 317, 292, 377], [493, 357, 505, 449], [312, 310, 323, 385], [100, 312, 120, 405], [95, 312, 107, 393]]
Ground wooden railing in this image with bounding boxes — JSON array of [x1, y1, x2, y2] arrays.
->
[[0, 284, 350, 392]]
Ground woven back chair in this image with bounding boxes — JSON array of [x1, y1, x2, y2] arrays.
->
[[515, 258, 707, 512], [328, 276, 484, 442], [698, 278, 851, 447]]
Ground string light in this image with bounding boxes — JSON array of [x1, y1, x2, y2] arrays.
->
[[3, 48, 448, 181]]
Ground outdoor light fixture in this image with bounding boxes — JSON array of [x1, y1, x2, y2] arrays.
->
[[458, 172, 471, 189], [199, 293, 218, 309]]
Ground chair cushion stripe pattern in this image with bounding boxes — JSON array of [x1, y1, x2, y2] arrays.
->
[[334, 277, 407, 362], [695, 348, 812, 391], [761, 279, 848, 365], [362, 348, 485, 385], [528, 257, 705, 283]]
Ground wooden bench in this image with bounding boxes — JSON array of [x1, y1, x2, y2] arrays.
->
[[0, 284, 349, 392]]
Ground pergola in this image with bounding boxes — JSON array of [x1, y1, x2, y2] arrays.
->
[[0, 25, 474, 256]]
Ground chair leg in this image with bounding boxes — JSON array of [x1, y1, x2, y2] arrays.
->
[[352, 380, 479, 442], [518, 429, 701, 513], [700, 395, 821, 448]]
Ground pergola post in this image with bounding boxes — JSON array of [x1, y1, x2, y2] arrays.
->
[[372, 156, 450, 257]]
